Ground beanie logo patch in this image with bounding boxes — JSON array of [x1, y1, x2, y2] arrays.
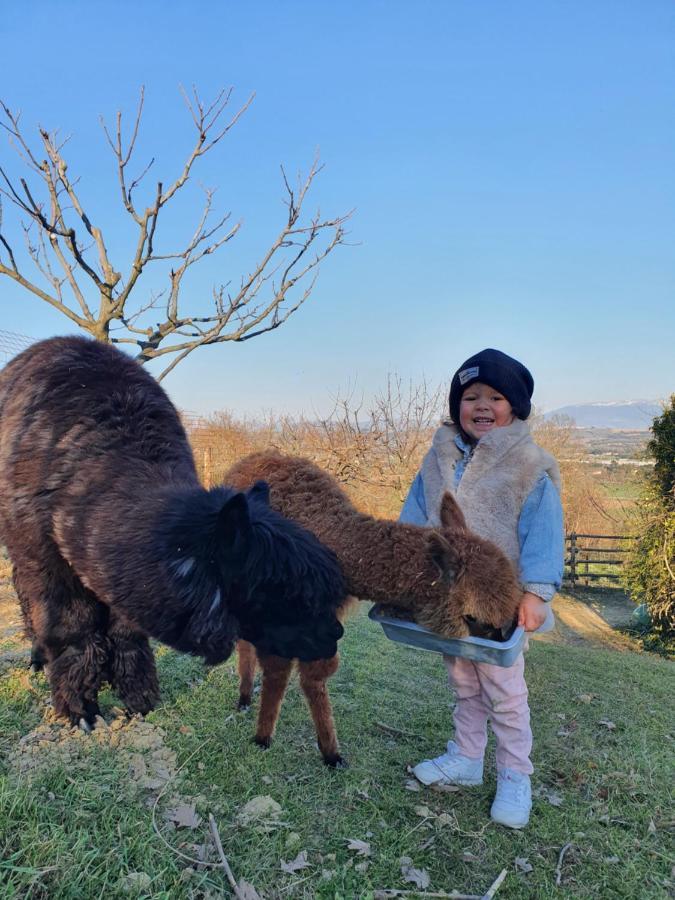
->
[[458, 366, 479, 385]]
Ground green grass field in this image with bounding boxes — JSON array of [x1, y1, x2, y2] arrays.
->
[[1, 604, 673, 899]]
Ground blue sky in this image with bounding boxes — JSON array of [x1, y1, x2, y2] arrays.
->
[[1, 1, 673, 419]]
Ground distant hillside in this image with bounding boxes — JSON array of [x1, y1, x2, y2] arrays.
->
[[546, 400, 663, 431]]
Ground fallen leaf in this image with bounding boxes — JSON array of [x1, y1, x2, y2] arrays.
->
[[120, 872, 152, 893], [598, 720, 617, 730], [237, 880, 263, 900], [515, 857, 533, 873], [355, 861, 369, 873], [400, 858, 430, 889], [435, 812, 455, 829], [648, 819, 657, 833], [280, 851, 311, 874], [262, 775, 273, 785], [166, 802, 201, 829], [178, 725, 193, 735], [604, 856, 620, 865], [577, 693, 595, 704], [346, 838, 371, 856], [430, 782, 460, 794], [404, 779, 421, 792], [236, 796, 282, 828], [414, 805, 433, 818]]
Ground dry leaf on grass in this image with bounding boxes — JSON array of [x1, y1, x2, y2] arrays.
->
[[435, 812, 455, 829], [515, 856, 533, 873], [399, 856, 430, 889], [165, 802, 202, 829], [404, 779, 421, 792], [346, 838, 371, 856], [577, 693, 596, 704], [236, 795, 282, 828], [238, 879, 263, 899], [598, 719, 617, 730], [280, 850, 311, 874], [430, 782, 460, 794], [534, 785, 564, 807], [414, 805, 433, 818]]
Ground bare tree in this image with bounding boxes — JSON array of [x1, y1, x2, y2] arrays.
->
[[0, 87, 351, 379]]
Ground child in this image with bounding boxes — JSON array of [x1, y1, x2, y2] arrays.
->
[[399, 348, 564, 829]]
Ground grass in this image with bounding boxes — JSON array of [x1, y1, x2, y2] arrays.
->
[[1, 606, 674, 899]]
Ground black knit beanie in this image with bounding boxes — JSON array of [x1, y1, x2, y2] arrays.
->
[[449, 348, 534, 425]]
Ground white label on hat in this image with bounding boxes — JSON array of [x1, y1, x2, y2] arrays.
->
[[458, 366, 479, 385]]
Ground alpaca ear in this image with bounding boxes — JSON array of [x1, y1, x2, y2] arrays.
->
[[247, 480, 271, 506], [439, 492, 467, 531], [218, 492, 250, 548], [427, 532, 464, 585]]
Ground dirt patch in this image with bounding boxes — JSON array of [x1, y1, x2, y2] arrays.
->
[[8, 707, 179, 787], [534, 588, 637, 651]]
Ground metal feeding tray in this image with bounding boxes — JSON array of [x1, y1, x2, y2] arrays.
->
[[369, 604, 555, 668]]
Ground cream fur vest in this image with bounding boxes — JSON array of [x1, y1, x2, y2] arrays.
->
[[420, 419, 561, 565]]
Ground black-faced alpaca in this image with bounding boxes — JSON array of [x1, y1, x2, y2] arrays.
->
[[224, 450, 522, 766], [0, 338, 345, 730]]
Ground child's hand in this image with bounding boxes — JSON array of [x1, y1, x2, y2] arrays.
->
[[517, 592, 548, 631]]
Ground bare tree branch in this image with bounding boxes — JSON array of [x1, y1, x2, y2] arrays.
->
[[0, 88, 350, 361]]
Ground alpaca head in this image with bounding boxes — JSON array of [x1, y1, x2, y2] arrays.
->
[[423, 492, 522, 637], [232, 481, 346, 662]]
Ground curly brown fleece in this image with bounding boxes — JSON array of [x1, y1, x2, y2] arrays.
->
[[225, 451, 522, 638]]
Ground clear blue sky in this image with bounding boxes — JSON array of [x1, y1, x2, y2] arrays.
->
[[1, 1, 673, 419]]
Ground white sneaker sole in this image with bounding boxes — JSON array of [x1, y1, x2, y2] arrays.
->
[[413, 765, 483, 787]]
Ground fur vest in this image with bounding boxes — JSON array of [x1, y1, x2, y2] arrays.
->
[[420, 419, 561, 565]]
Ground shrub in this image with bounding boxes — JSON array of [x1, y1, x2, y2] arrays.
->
[[623, 396, 675, 635]]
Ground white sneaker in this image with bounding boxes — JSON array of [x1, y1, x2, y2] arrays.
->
[[412, 741, 483, 786], [490, 768, 532, 829]]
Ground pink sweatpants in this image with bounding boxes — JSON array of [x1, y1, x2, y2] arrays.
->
[[443, 648, 533, 775]]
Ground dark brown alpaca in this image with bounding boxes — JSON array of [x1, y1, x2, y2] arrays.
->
[[0, 339, 345, 730], [225, 450, 522, 765]]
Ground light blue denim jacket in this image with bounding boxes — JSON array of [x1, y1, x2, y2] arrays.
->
[[399, 432, 564, 601]]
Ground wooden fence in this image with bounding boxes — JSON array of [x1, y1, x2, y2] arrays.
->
[[564, 533, 635, 587]]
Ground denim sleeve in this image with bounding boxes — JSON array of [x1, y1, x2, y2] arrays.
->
[[517, 474, 564, 597], [399, 471, 428, 525]]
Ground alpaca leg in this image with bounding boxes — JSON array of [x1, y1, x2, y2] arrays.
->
[[236, 640, 258, 710], [12, 552, 108, 728], [298, 655, 345, 768], [107, 614, 160, 716], [253, 654, 294, 749], [29, 639, 47, 672]]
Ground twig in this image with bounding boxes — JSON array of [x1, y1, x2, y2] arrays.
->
[[151, 739, 221, 868], [555, 842, 573, 887], [375, 720, 417, 738], [150, 716, 234, 869], [482, 867, 508, 898], [372, 868, 508, 900], [373, 888, 496, 899], [209, 813, 249, 899]]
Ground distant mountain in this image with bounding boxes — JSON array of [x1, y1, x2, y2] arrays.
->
[[545, 400, 663, 430]]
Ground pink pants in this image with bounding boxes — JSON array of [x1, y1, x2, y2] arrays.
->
[[443, 648, 533, 775]]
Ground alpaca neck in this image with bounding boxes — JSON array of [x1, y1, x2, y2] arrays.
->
[[324, 513, 428, 612]]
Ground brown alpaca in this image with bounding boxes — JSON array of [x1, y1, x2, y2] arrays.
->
[[225, 450, 522, 766]]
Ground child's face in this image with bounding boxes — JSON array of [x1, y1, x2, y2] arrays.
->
[[459, 382, 515, 441]]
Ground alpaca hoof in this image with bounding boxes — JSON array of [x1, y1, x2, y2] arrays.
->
[[237, 697, 251, 712], [323, 753, 348, 769], [253, 735, 272, 750]]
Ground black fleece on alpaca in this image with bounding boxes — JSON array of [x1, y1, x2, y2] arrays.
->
[[0, 336, 345, 727]]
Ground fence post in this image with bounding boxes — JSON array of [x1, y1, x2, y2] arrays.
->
[[568, 532, 577, 588], [203, 446, 213, 489]]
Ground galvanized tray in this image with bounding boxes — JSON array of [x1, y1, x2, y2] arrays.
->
[[368, 604, 554, 668]]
